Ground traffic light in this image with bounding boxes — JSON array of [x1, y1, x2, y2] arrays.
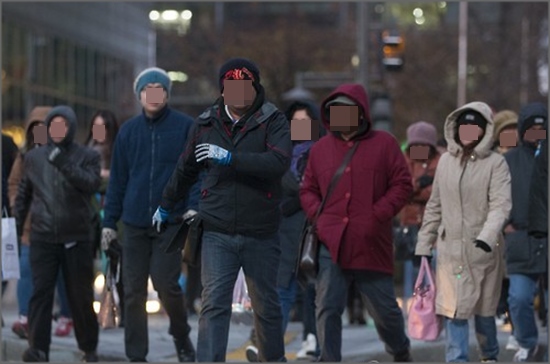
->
[[381, 30, 404, 71], [371, 94, 393, 132]]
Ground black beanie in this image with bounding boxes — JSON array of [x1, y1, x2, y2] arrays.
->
[[218, 58, 260, 92], [456, 110, 487, 130]]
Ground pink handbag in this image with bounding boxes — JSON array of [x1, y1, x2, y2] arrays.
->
[[407, 256, 441, 341]]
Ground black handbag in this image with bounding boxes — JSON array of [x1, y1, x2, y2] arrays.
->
[[297, 142, 359, 282]]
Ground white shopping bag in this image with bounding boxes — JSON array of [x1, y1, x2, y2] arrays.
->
[[231, 268, 253, 325], [2, 217, 20, 280]]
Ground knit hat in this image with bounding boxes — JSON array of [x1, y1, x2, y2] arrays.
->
[[456, 110, 487, 130], [523, 115, 547, 131], [493, 110, 518, 142], [406, 121, 438, 148], [218, 58, 260, 92], [133, 67, 172, 100]]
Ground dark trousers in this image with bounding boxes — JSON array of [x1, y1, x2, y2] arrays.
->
[[198, 231, 286, 362], [315, 244, 410, 362], [122, 223, 191, 361], [27, 241, 98, 356]]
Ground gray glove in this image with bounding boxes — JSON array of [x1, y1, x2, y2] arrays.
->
[[101, 228, 117, 251]]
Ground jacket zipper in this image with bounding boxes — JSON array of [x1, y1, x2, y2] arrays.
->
[[149, 123, 155, 219]]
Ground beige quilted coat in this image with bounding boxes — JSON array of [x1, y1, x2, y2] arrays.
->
[[415, 101, 512, 320]]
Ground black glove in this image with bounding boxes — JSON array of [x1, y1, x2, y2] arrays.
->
[[417, 175, 434, 189], [48, 146, 69, 167], [474, 239, 492, 253], [413, 254, 432, 267], [106, 239, 122, 258]]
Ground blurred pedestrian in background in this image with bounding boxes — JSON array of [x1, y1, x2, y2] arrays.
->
[[14, 105, 101, 362], [101, 67, 200, 362], [300, 83, 413, 362], [8, 106, 76, 339], [415, 101, 512, 362], [491, 108, 519, 350], [246, 99, 322, 362], [85, 109, 124, 327], [503, 102, 548, 362], [396, 120, 441, 311]]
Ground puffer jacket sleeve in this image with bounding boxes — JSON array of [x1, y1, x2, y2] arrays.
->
[[8, 152, 23, 212], [416, 154, 444, 256], [372, 136, 413, 222], [528, 140, 548, 235], [476, 155, 512, 248], [299, 145, 321, 222], [50, 147, 101, 194], [161, 122, 203, 211]]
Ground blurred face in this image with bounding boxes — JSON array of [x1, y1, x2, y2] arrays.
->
[[290, 109, 319, 141], [49, 117, 68, 143], [523, 124, 546, 144], [409, 144, 431, 161], [92, 116, 106, 143], [222, 80, 256, 115], [140, 83, 168, 116], [498, 125, 518, 149], [458, 124, 483, 146], [31, 122, 47, 145]]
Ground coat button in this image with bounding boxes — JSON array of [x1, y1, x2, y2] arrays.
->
[[343, 217, 349, 223], [347, 142, 354, 147], [345, 192, 351, 199], [345, 167, 351, 173]]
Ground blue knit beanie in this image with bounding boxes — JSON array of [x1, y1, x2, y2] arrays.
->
[[133, 67, 172, 100]]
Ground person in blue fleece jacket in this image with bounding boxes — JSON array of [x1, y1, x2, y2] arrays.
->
[[101, 67, 200, 363]]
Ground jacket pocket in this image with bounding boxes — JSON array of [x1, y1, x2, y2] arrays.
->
[[200, 174, 219, 199], [504, 230, 530, 264]]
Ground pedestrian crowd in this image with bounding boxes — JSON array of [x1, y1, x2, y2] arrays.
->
[[1, 57, 547, 363]]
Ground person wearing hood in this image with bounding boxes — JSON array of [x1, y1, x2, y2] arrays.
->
[[8, 106, 76, 339], [502, 102, 547, 362], [300, 83, 413, 362], [13, 105, 101, 362], [246, 99, 322, 362], [154, 58, 291, 362], [101, 67, 199, 362], [396, 121, 441, 305], [415, 102, 512, 362]]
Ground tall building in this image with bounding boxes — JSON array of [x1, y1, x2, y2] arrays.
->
[[2, 2, 155, 144]]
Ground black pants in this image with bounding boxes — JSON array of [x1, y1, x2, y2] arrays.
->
[[185, 263, 202, 315], [28, 241, 98, 356], [122, 224, 191, 361]]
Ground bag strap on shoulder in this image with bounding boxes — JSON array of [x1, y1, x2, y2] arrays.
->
[[312, 142, 359, 225]]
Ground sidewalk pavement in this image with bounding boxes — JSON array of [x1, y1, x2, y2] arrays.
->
[[1, 280, 548, 362]]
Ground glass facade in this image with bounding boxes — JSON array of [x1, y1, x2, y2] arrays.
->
[[2, 20, 136, 144]]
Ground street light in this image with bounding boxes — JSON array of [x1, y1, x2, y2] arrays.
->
[[150, 9, 193, 35]]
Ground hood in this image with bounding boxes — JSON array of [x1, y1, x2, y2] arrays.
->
[[517, 102, 547, 145], [45, 105, 78, 147], [320, 83, 371, 139], [25, 106, 52, 132], [24, 106, 52, 151], [444, 101, 494, 159]]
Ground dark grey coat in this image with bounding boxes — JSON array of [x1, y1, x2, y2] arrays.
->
[[504, 102, 548, 275]]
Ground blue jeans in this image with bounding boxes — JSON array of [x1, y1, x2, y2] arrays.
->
[[17, 245, 71, 318], [17, 245, 33, 316], [445, 316, 498, 362], [508, 273, 539, 350], [198, 231, 285, 362], [277, 277, 297, 333], [315, 244, 410, 361]]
